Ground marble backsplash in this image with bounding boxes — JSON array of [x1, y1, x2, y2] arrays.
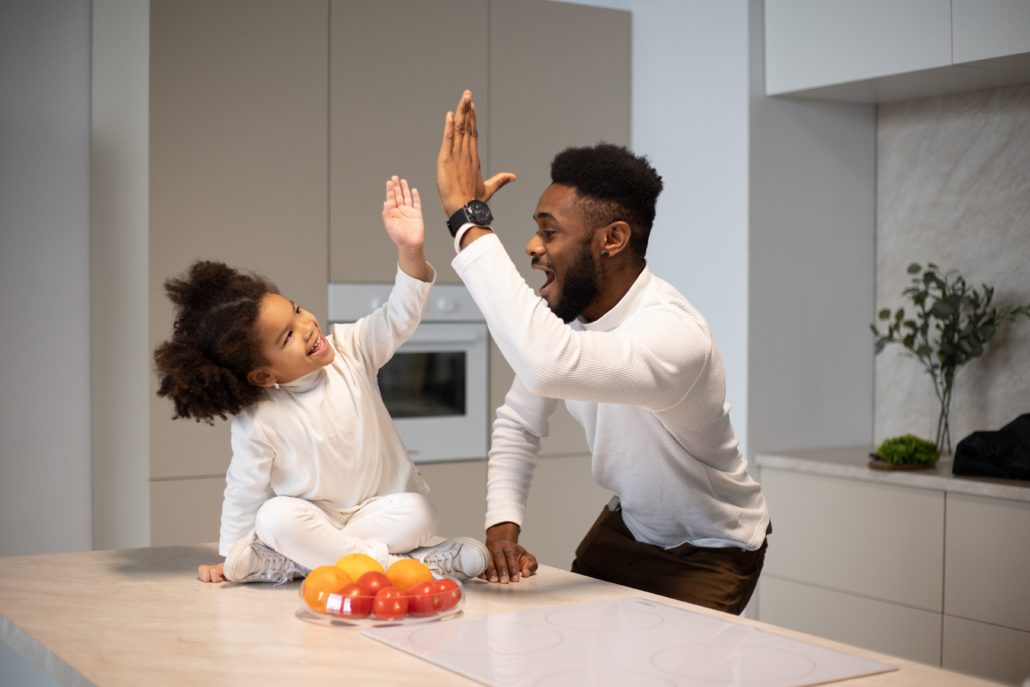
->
[[875, 83, 1030, 451]]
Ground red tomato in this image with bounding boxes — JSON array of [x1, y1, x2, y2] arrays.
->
[[334, 583, 372, 618], [356, 570, 391, 597], [406, 580, 444, 617], [433, 578, 462, 610], [372, 586, 409, 620]]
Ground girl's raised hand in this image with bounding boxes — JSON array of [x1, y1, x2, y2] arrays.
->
[[382, 176, 425, 251]]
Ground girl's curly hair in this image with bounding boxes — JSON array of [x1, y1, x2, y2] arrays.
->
[[153, 260, 278, 423]]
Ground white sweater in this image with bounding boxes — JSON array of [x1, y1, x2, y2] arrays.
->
[[453, 234, 769, 550], [218, 266, 433, 556]]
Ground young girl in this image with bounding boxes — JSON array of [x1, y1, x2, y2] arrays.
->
[[154, 177, 487, 584]]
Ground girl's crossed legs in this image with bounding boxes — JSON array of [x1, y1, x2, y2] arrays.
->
[[255, 492, 437, 571]]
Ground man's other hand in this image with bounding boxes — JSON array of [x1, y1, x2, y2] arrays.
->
[[482, 521, 538, 583]]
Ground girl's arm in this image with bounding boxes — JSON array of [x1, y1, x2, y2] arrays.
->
[[382, 176, 430, 282]]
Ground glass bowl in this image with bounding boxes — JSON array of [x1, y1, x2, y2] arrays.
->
[[296, 575, 464, 628]]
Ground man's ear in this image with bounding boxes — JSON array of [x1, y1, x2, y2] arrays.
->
[[247, 367, 275, 388], [599, 220, 632, 257]]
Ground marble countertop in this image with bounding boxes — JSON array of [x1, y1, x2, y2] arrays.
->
[[756, 446, 1030, 503], [0, 543, 1003, 686]]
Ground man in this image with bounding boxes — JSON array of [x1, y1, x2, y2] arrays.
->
[[435, 91, 769, 614]]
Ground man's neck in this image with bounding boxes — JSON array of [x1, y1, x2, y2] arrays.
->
[[580, 262, 645, 323]]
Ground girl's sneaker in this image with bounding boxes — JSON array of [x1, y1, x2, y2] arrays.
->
[[407, 537, 489, 580], [224, 535, 306, 584]]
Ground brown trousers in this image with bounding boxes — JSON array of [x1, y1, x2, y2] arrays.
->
[[570, 504, 768, 615]]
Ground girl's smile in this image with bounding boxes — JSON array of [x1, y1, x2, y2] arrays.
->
[[250, 292, 335, 386]]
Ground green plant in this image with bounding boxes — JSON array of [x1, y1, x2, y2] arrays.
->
[[873, 434, 939, 466], [871, 263, 1030, 455]]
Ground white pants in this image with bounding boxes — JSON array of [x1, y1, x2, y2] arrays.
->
[[253, 492, 436, 571]]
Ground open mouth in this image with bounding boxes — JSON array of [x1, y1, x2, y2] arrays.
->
[[539, 270, 555, 297], [307, 335, 328, 356]]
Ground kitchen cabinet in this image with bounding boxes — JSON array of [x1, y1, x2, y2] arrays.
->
[[764, 0, 951, 95], [149, 0, 330, 541], [329, 0, 489, 284], [953, 0, 1030, 63], [487, 0, 630, 289], [329, 0, 629, 284], [765, 0, 1030, 103], [755, 447, 1030, 685]]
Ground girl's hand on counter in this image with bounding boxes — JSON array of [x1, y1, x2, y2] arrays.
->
[[197, 562, 226, 583]]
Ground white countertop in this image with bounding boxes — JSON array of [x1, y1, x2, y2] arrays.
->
[[756, 446, 1030, 503], [0, 543, 1003, 686]]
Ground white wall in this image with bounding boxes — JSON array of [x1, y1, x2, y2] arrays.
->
[[559, 0, 753, 456], [748, 1, 876, 453], [0, 0, 93, 556], [566, 0, 877, 456]]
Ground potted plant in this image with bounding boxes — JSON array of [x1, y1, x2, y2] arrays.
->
[[870, 263, 1030, 455], [870, 434, 939, 470]]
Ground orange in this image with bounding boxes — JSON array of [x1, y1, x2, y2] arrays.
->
[[335, 552, 384, 581], [386, 558, 433, 590], [302, 565, 352, 613]]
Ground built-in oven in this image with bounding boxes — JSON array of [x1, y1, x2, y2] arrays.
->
[[328, 283, 488, 463]]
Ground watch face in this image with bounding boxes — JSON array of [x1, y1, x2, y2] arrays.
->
[[467, 200, 493, 225]]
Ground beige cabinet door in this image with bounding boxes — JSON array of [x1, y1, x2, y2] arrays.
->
[[488, 0, 630, 289], [760, 468, 945, 612], [149, 0, 329, 491], [484, 0, 629, 457], [329, 0, 490, 284]]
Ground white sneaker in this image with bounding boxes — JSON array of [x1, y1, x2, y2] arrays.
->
[[224, 535, 305, 585], [408, 537, 488, 580]]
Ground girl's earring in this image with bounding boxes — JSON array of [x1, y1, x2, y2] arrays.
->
[[601, 250, 610, 258], [273, 381, 280, 390]]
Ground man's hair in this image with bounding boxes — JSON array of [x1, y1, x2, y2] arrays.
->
[[550, 143, 663, 260], [153, 260, 277, 423]]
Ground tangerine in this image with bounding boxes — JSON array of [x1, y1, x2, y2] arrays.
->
[[302, 565, 352, 613], [335, 552, 385, 581], [386, 558, 433, 590]]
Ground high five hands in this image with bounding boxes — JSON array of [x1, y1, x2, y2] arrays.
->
[[436, 90, 516, 218]]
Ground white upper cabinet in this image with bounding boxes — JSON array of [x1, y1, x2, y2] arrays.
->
[[765, 0, 951, 95], [765, 0, 1030, 102], [953, 0, 1030, 63]]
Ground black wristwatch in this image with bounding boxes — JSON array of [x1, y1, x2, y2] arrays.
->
[[446, 200, 493, 237]]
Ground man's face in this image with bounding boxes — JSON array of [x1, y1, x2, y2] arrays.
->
[[527, 184, 602, 323]]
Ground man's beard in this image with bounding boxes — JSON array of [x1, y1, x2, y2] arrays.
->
[[550, 243, 601, 323]]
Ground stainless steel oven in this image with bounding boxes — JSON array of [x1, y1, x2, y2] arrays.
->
[[328, 283, 487, 463]]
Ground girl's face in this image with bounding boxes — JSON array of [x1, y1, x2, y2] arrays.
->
[[247, 292, 334, 386]]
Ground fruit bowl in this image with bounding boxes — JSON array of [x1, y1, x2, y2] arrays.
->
[[295, 574, 464, 628]]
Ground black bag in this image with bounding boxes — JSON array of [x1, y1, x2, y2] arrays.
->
[[952, 413, 1030, 481]]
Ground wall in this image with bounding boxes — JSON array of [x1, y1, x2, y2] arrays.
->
[[875, 84, 1030, 448], [0, 0, 93, 556], [559, 0, 752, 457], [748, 0, 877, 455]]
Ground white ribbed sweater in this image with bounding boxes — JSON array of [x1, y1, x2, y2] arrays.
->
[[218, 266, 433, 556], [453, 235, 769, 550]]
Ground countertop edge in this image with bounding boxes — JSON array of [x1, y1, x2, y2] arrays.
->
[[2, 614, 94, 687], [755, 449, 1030, 503]]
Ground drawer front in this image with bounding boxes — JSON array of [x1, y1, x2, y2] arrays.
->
[[758, 575, 942, 666], [761, 468, 944, 610], [945, 493, 1030, 632], [943, 614, 1030, 686]]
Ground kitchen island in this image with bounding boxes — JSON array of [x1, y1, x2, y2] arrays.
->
[[0, 543, 1000, 686]]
